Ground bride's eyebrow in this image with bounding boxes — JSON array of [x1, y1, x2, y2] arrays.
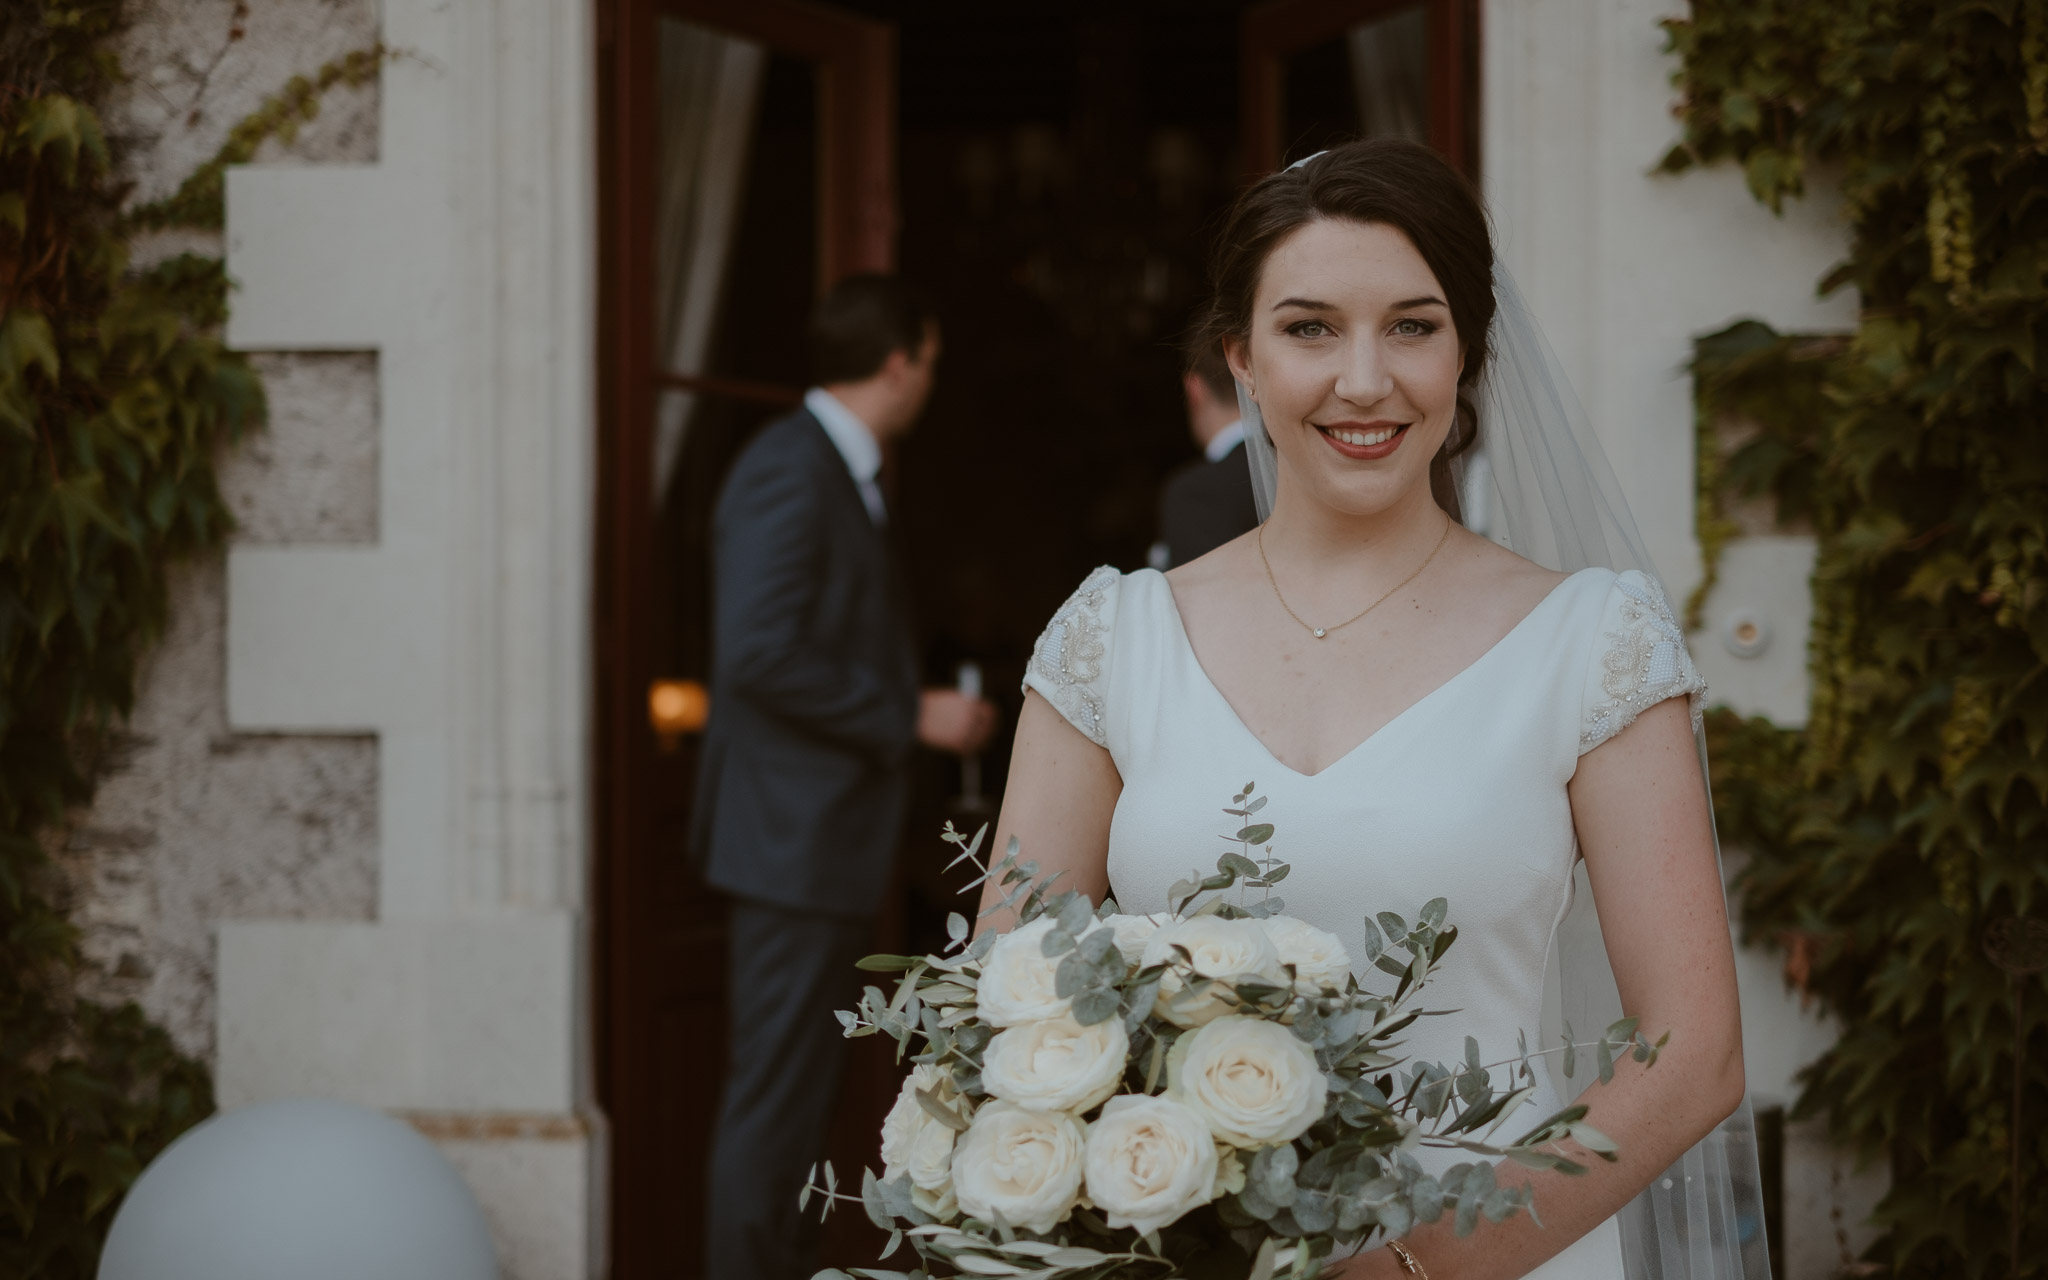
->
[[1269, 294, 1447, 312]]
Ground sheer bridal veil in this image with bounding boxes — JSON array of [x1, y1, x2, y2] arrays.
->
[[1233, 212, 1773, 1277]]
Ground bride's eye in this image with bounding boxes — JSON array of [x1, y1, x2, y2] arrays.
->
[[1285, 320, 1333, 340], [1391, 318, 1439, 338]]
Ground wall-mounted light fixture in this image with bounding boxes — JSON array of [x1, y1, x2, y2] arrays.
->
[[648, 679, 709, 751], [1721, 609, 1770, 660]]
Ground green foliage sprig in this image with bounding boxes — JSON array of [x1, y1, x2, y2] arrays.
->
[[127, 41, 386, 233], [2, 2, 244, 1271], [804, 810, 1660, 1280], [0, 2, 392, 1273], [1663, 3, 2048, 1275]]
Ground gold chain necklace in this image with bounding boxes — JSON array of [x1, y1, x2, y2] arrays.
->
[[1256, 515, 1452, 639]]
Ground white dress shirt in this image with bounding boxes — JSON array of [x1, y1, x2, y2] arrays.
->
[[1204, 418, 1246, 463], [804, 387, 887, 524]]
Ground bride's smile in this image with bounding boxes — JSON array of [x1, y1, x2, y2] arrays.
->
[[1316, 419, 1406, 458], [1226, 217, 1465, 521]]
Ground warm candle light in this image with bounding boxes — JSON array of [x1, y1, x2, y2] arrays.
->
[[648, 678, 709, 750]]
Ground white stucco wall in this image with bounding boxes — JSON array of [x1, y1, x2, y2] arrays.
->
[[1484, 2, 1886, 1271], [210, 0, 601, 1271], [65, 2, 601, 1277], [60, 0, 384, 1071]]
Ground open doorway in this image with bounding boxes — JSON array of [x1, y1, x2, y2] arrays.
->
[[595, 3, 1477, 1275]]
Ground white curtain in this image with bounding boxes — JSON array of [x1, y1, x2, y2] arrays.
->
[[1346, 6, 1429, 144], [653, 19, 767, 500]]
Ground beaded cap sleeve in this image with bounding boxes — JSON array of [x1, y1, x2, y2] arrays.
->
[[1578, 569, 1708, 754], [1022, 565, 1121, 748]]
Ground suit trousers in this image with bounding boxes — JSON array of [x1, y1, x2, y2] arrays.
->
[[706, 898, 875, 1280]]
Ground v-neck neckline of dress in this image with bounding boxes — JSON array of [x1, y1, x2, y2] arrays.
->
[[1150, 567, 1591, 780]]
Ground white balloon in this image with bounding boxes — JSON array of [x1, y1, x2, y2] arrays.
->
[[99, 1098, 498, 1280]]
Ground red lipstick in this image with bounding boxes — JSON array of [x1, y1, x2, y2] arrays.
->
[[1315, 420, 1409, 461]]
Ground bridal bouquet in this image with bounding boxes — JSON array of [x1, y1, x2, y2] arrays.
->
[[803, 786, 1662, 1280]]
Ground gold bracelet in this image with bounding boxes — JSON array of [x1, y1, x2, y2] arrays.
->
[[1386, 1241, 1429, 1279]]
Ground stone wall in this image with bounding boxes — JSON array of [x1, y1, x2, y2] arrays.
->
[[54, 0, 383, 1063]]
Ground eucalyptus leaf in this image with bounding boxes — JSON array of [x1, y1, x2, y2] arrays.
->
[[1219, 851, 1263, 878], [949, 1255, 1027, 1276], [1359, 916, 1385, 962], [857, 954, 922, 972], [1570, 1121, 1619, 1155], [1123, 979, 1159, 1030], [1054, 953, 1092, 998], [1238, 1182, 1281, 1221], [1411, 1174, 1444, 1222], [1482, 1186, 1520, 1223], [1071, 987, 1121, 1026], [915, 1088, 969, 1132], [1077, 927, 1118, 965], [1291, 1188, 1336, 1233], [1056, 893, 1096, 938], [879, 1173, 918, 1219], [861, 1167, 892, 1231], [1379, 1198, 1413, 1237]]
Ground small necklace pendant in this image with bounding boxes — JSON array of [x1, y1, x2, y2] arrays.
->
[[1312, 628, 1327, 639]]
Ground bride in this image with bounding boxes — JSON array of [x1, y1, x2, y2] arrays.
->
[[981, 140, 1757, 1279]]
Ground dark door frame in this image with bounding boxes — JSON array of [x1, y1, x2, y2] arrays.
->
[[594, 0, 895, 1272], [1241, 0, 1478, 176]]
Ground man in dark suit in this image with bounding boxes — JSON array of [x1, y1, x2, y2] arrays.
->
[[1150, 341, 1260, 570], [694, 275, 995, 1280]]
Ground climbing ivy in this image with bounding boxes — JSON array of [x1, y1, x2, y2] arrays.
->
[[2, 3, 379, 1273], [1663, 3, 2048, 1276]]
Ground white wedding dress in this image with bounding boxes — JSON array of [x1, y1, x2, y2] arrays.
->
[[1022, 562, 1709, 1280]]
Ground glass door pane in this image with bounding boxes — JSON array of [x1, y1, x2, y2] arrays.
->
[[1280, 2, 1429, 165]]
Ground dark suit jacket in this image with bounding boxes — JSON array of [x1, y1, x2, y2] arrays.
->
[[691, 409, 920, 917], [1157, 440, 1259, 569]]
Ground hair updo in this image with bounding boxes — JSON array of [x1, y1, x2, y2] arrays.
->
[[1198, 138, 1495, 515]]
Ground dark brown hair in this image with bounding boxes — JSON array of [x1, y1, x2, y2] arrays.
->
[[1198, 139, 1493, 516], [1181, 328, 1238, 403], [810, 273, 938, 384]]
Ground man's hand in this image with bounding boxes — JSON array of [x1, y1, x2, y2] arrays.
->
[[918, 689, 997, 755]]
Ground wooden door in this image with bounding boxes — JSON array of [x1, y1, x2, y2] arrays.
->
[[595, 0, 895, 1274], [1241, 0, 1478, 176]]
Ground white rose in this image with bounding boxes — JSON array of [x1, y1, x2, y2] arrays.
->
[[978, 916, 1098, 1027], [950, 1101, 1087, 1232], [1141, 916, 1286, 1027], [1104, 912, 1168, 966], [880, 1064, 961, 1218], [1258, 916, 1353, 995], [1166, 1015, 1328, 1148], [983, 1014, 1130, 1114], [1081, 1094, 1220, 1235]]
